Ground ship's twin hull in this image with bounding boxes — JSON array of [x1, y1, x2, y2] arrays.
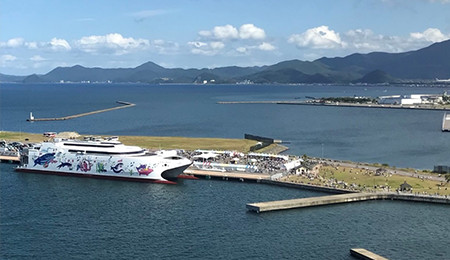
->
[[18, 149, 191, 184], [15, 167, 182, 184]]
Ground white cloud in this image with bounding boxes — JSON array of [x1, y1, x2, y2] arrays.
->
[[236, 47, 247, 53], [212, 25, 239, 40], [0, 54, 17, 67], [258, 42, 275, 51], [151, 39, 179, 54], [410, 28, 448, 42], [75, 33, 149, 54], [198, 30, 212, 38], [210, 41, 225, 49], [49, 38, 71, 51], [1, 54, 17, 62], [6, 38, 24, 47], [288, 26, 344, 49], [199, 24, 267, 41], [188, 41, 226, 55], [188, 41, 208, 48], [193, 24, 270, 56], [129, 9, 172, 22], [239, 24, 266, 40], [30, 55, 46, 61], [25, 42, 38, 49], [288, 26, 450, 56]]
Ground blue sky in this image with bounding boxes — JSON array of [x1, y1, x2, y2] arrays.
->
[[1, 0, 450, 75]]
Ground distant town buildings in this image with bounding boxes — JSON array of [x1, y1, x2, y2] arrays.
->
[[378, 92, 448, 105]]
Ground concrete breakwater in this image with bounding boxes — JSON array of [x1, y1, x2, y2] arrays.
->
[[182, 169, 449, 212], [350, 248, 388, 260], [246, 191, 450, 213], [443, 112, 450, 131], [27, 101, 135, 121]]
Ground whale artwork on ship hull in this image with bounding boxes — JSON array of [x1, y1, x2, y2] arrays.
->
[[16, 137, 192, 184]]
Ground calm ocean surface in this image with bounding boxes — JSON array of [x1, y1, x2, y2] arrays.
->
[[1, 163, 449, 260], [1, 83, 449, 168], [1, 83, 450, 259]]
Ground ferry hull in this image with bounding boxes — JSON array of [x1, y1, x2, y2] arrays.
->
[[162, 164, 192, 180], [15, 167, 178, 184], [18, 138, 192, 184]]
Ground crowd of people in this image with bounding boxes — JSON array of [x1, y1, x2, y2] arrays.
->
[[179, 150, 294, 175]]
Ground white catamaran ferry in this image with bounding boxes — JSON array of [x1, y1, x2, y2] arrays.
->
[[16, 137, 192, 184]]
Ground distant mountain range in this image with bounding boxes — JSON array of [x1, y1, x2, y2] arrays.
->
[[2, 39, 450, 84]]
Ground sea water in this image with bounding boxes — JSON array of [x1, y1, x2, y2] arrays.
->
[[1, 83, 449, 169], [0, 163, 449, 259], [1, 83, 450, 259]]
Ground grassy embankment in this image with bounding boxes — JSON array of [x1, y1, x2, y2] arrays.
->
[[0, 131, 259, 153], [284, 165, 450, 196]]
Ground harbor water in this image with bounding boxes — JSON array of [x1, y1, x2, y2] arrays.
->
[[1, 83, 450, 259], [1, 163, 449, 260], [1, 83, 449, 169]]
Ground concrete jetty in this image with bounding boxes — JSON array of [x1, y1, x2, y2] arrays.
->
[[350, 248, 388, 260], [442, 112, 450, 131], [246, 193, 387, 213], [246, 192, 450, 213], [0, 154, 20, 163], [27, 101, 135, 122]]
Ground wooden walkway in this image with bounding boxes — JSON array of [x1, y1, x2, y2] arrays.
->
[[27, 101, 135, 121]]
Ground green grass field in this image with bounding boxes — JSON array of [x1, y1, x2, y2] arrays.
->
[[284, 165, 449, 196], [0, 131, 258, 152]]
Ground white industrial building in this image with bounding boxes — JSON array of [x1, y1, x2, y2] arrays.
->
[[378, 94, 443, 105]]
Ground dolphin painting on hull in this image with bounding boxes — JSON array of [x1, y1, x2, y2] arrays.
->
[[34, 153, 56, 166]]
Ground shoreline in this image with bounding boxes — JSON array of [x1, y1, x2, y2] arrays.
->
[[218, 100, 450, 111], [1, 131, 448, 196]]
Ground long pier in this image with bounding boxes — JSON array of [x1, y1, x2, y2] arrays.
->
[[246, 192, 450, 213], [218, 100, 450, 111], [27, 101, 135, 122], [350, 248, 388, 260]]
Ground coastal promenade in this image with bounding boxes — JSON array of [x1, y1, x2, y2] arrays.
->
[[218, 100, 450, 111], [27, 101, 135, 121], [183, 169, 270, 181]]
